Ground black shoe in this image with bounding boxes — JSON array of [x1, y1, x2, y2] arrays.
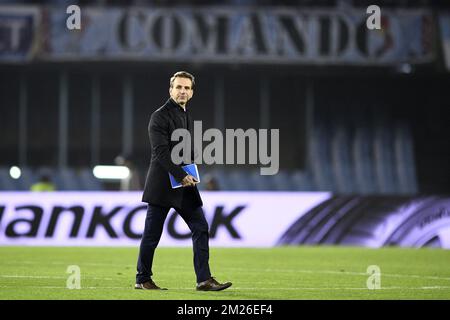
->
[[135, 279, 167, 290], [196, 277, 232, 291]]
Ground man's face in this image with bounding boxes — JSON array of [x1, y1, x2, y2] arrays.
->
[[169, 77, 193, 106]]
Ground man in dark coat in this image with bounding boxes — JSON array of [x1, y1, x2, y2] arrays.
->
[[135, 71, 232, 291]]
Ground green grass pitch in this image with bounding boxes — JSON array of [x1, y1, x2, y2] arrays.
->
[[0, 246, 449, 300]]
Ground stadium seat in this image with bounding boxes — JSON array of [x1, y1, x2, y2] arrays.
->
[[0, 167, 18, 190], [331, 125, 355, 193], [289, 170, 313, 191], [353, 125, 378, 194], [204, 168, 231, 191], [79, 168, 103, 190], [56, 167, 81, 190], [271, 170, 294, 191], [16, 167, 36, 191], [394, 124, 418, 194], [227, 170, 253, 190], [246, 169, 271, 190], [308, 125, 335, 191], [374, 122, 399, 194]]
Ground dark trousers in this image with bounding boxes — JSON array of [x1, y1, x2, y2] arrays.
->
[[136, 204, 211, 284]]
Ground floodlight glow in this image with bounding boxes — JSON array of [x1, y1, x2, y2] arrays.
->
[[10, 166, 21, 179], [93, 166, 130, 180]]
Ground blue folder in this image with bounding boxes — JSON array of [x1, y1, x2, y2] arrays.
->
[[169, 164, 200, 189]]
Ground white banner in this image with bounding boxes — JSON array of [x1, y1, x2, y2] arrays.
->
[[0, 191, 331, 247], [43, 7, 434, 65]]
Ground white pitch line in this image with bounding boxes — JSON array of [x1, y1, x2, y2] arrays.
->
[[0, 275, 114, 280], [230, 286, 450, 291], [3, 261, 450, 282], [0, 285, 449, 291], [189, 266, 450, 282], [0, 261, 131, 267], [265, 268, 450, 282], [0, 285, 129, 290], [0, 275, 67, 279], [2, 276, 449, 291]]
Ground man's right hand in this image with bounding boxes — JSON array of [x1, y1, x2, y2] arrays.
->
[[181, 175, 198, 187]]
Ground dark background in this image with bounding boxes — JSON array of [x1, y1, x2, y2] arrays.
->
[[0, 0, 449, 193]]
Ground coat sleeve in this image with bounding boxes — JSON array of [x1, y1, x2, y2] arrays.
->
[[149, 111, 188, 182]]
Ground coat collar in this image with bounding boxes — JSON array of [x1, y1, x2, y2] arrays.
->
[[165, 98, 192, 130], [167, 98, 187, 112]]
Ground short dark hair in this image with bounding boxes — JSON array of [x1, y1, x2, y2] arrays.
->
[[170, 71, 195, 89]]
